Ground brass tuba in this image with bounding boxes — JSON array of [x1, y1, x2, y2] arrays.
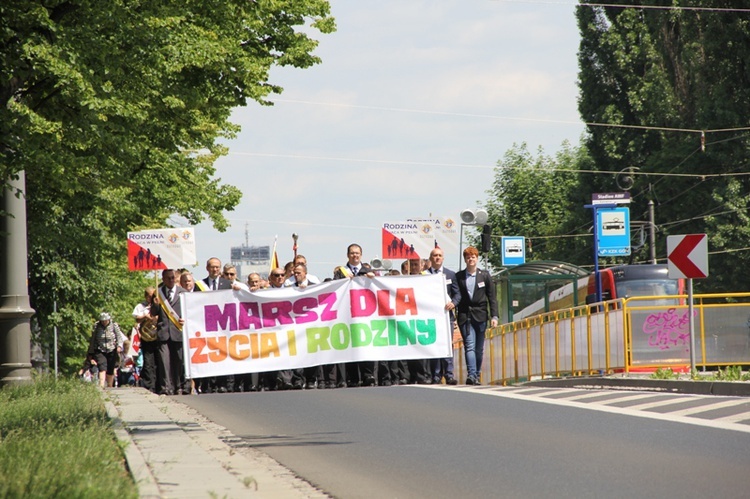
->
[[139, 315, 158, 342]]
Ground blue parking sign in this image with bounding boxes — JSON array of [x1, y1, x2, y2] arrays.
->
[[597, 207, 630, 256]]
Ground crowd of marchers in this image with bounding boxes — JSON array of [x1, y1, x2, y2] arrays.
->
[[83, 244, 498, 395]]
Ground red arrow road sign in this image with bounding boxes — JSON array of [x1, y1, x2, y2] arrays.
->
[[667, 234, 708, 279]]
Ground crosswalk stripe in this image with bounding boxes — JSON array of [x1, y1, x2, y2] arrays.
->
[[667, 398, 750, 417]]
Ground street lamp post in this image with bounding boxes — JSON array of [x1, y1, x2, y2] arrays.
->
[[0, 171, 35, 386], [458, 208, 488, 270]]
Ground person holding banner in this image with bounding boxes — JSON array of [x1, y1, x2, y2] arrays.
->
[[284, 255, 320, 287], [201, 257, 234, 392], [223, 263, 249, 291], [151, 269, 187, 395], [407, 258, 431, 384], [334, 243, 377, 388], [246, 272, 263, 291], [292, 263, 322, 389], [427, 247, 460, 385], [456, 246, 498, 385]]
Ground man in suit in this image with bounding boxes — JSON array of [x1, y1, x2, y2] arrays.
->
[[151, 268, 187, 395], [427, 247, 460, 385], [202, 257, 233, 291], [332, 243, 376, 387], [455, 246, 498, 385]]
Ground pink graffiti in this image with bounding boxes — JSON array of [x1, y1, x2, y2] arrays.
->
[[641, 308, 696, 351]]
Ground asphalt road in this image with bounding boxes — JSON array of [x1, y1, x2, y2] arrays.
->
[[182, 386, 750, 498]]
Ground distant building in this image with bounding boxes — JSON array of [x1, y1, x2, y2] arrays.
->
[[230, 244, 270, 280]]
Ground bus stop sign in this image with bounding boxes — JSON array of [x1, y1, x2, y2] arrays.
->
[[667, 234, 708, 279]]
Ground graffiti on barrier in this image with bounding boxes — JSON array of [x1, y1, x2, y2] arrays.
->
[[641, 308, 696, 351]]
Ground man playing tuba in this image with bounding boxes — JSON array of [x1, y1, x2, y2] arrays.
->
[[132, 286, 157, 392]]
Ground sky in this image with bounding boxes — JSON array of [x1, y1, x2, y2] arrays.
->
[[180, 0, 586, 280]]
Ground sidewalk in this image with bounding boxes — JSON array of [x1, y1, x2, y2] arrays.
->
[[105, 387, 329, 498]]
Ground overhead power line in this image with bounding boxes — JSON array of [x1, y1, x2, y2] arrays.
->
[[490, 0, 750, 14], [269, 98, 750, 136], [229, 151, 750, 180]]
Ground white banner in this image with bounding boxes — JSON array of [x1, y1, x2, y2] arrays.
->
[[408, 216, 460, 262], [182, 275, 452, 378], [381, 221, 436, 260], [127, 227, 197, 271]]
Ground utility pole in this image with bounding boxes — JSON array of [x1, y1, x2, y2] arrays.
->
[[0, 171, 35, 386], [648, 200, 657, 264]]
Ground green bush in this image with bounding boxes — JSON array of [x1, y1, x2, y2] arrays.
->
[[650, 368, 679, 380], [0, 377, 136, 498]]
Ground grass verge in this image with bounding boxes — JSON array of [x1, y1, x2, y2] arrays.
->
[[0, 376, 137, 498]]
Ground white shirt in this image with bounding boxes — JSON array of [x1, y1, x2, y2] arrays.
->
[[284, 274, 320, 287], [132, 301, 150, 320], [466, 271, 477, 300]]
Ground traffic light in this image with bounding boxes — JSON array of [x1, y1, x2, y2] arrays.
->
[[481, 224, 492, 253]]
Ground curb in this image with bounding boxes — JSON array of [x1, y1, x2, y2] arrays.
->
[[522, 376, 750, 396], [103, 396, 161, 498]]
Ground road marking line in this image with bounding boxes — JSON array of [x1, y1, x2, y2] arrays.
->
[[415, 385, 750, 433], [713, 411, 750, 423], [667, 399, 750, 417], [595, 393, 665, 405], [624, 397, 697, 411], [559, 391, 635, 401]]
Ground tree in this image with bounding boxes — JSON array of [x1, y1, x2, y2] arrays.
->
[[481, 142, 591, 269], [577, 0, 750, 292], [0, 0, 335, 372]]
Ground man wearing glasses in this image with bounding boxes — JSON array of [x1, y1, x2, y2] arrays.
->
[[223, 263, 249, 291]]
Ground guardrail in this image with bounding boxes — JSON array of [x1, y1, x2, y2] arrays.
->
[[452, 293, 750, 385]]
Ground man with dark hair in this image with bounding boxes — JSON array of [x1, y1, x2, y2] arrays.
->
[[455, 246, 498, 385], [333, 243, 377, 387], [151, 268, 187, 395]]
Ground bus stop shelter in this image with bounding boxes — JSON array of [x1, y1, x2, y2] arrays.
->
[[495, 260, 590, 323]]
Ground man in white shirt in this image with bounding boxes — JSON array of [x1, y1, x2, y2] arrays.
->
[[284, 254, 320, 286], [223, 263, 249, 291]]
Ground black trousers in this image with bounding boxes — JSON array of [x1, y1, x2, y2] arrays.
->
[[156, 339, 186, 395], [322, 363, 346, 386], [139, 340, 158, 392]]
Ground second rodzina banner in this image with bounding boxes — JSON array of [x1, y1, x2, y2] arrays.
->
[[182, 274, 453, 378]]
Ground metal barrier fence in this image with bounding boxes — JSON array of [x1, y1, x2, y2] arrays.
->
[[452, 293, 750, 385]]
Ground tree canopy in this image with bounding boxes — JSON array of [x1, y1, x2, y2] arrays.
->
[[575, 0, 750, 292], [481, 142, 591, 268], [0, 0, 335, 371], [481, 1, 750, 296]]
